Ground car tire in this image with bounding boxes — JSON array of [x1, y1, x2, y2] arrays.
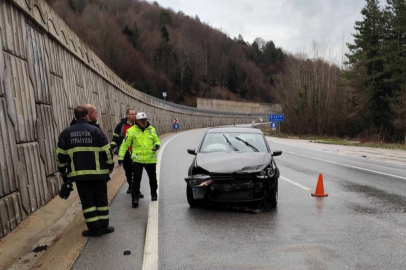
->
[[268, 181, 278, 208], [269, 187, 278, 208], [186, 185, 202, 207]]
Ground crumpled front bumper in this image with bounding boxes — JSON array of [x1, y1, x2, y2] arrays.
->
[[185, 173, 277, 202]]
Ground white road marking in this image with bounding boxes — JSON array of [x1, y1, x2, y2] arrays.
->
[[280, 175, 312, 191], [284, 150, 406, 181], [142, 133, 184, 270]]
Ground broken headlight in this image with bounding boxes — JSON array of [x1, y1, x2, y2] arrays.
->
[[256, 166, 276, 179], [185, 174, 213, 187], [267, 167, 276, 177]]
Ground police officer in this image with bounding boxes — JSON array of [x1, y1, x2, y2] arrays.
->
[[56, 105, 115, 237], [118, 112, 161, 207], [110, 109, 143, 197]]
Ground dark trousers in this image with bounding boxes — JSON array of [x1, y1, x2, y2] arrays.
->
[[132, 162, 157, 198], [123, 151, 133, 186], [76, 180, 109, 230]]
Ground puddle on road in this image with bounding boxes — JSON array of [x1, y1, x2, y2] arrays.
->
[[348, 203, 380, 214], [315, 197, 326, 215], [343, 182, 406, 214]]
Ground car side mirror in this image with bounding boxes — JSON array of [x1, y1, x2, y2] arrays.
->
[[187, 149, 196, 155], [272, 150, 282, 156]]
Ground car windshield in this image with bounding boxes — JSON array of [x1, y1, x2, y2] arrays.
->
[[200, 132, 268, 153]]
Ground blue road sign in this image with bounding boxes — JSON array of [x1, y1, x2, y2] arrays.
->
[[173, 123, 180, 130], [270, 122, 278, 128], [269, 114, 284, 122]]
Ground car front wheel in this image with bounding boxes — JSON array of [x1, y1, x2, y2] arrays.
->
[[268, 187, 278, 208], [267, 181, 278, 208]]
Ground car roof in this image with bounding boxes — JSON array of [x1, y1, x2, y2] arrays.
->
[[206, 127, 263, 134]]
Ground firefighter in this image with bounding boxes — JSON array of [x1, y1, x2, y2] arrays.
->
[[69, 104, 100, 128], [85, 103, 99, 126], [110, 109, 143, 197], [56, 105, 115, 237], [118, 112, 161, 207]]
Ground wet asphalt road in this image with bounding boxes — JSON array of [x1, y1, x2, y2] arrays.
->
[[159, 128, 406, 270], [73, 127, 406, 270]]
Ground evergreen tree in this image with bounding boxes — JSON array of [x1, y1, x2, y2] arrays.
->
[[69, 0, 87, 12], [227, 62, 238, 93], [235, 34, 246, 45], [159, 9, 172, 42], [263, 41, 277, 65], [346, 0, 392, 138], [383, 0, 406, 141], [123, 22, 140, 49], [154, 8, 174, 75], [262, 41, 285, 65]]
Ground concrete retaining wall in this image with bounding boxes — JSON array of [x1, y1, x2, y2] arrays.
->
[[196, 98, 282, 113], [0, 0, 271, 238]]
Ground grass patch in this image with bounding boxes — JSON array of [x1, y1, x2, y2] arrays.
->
[[259, 126, 406, 150]]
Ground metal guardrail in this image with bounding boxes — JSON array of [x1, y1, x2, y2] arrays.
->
[[252, 122, 272, 127]]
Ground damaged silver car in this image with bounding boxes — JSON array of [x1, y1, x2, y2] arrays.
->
[[185, 127, 282, 209]]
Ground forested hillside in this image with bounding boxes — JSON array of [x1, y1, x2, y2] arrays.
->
[[46, 0, 285, 106], [47, 0, 405, 143]]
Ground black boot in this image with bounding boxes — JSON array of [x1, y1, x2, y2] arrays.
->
[[139, 192, 144, 198], [101, 226, 115, 234], [132, 196, 139, 208], [82, 228, 102, 237], [151, 192, 158, 201]]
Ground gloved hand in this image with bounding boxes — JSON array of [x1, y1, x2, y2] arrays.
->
[[152, 145, 160, 151], [59, 180, 73, 200], [118, 160, 123, 166]]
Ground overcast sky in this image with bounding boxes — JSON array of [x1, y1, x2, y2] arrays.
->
[[154, 0, 384, 65]]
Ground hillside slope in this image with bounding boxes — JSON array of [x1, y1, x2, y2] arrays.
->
[[46, 0, 285, 106]]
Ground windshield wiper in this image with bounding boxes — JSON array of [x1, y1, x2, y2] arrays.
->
[[235, 137, 259, 152], [223, 134, 239, 151]]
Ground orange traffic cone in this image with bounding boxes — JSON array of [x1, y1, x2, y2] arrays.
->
[[311, 174, 328, 197]]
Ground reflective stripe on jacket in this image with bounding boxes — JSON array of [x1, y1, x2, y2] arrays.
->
[[56, 119, 114, 181], [118, 122, 161, 164]]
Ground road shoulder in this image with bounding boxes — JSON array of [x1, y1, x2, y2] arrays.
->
[[266, 136, 406, 165], [32, 167, 126, 270], [1, 157, 125, 270]]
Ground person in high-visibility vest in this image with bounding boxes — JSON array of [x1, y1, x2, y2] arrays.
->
[[110, 108, 143, 197], [118, 112, 161, 207], [56, 105, 114, 237]]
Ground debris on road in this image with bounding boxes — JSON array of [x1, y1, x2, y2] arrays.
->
[[33, 245, 48, 253]]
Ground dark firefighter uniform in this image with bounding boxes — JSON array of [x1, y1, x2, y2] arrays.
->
[[56, 119, 114, 231], [70, 118, 100, 128], [110, 118, 134, 189]]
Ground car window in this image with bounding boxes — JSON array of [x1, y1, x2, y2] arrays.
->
[[200, 134, 231, 153], [200, 132, 268, 153]]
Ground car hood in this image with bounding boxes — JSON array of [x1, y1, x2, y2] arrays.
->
[[196, 152, 272, 173]]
